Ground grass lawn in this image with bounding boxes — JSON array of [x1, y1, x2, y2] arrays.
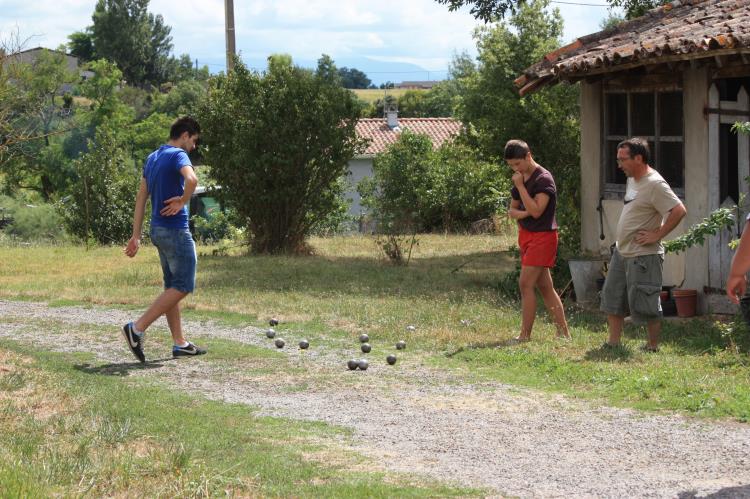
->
[[0, 344, 477, 497], [0, 233, 749, 425]]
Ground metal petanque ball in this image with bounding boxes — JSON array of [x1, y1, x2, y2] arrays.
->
[[396, 340, 406, 350], [386, 354, 397, 365], [361, 343, 372, 353], [359, 333, 370, 343], [358, 358, 369, 370], [406, 325, 416, 332], [275, 338, 285, 348], [347, 359, 359, 370], [269, 318, 279, 327], [266, 328, 276, 339], [299, 339, 310, 350]]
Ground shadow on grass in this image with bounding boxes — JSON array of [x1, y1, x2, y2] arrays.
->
[[445, 339, 524, 357], [583, 344, 634, 362], [677, 484, 750, 498], [175, 250, 516, 300], [74, 358, 174, 376]]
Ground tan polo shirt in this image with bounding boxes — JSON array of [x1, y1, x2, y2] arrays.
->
[[616, 168, 681, 257]]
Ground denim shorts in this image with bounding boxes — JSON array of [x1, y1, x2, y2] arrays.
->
[[150, 226, 196, 293], [600, 248, 663, 324]]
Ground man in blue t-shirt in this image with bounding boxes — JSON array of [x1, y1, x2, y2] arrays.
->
[[122, 116, 207, 362]]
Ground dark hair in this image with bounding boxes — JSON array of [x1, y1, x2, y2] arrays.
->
[[169, 116, 201, 140], [617, 138, 650, 164], [504, 139, 530, 160]]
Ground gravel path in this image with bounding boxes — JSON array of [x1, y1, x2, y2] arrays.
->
[[1, 299, 749, 498]]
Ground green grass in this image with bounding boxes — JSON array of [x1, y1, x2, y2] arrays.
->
[[0, 343, 479, 497], [351, 88, 416, 104], [1, 233, 749, 423]]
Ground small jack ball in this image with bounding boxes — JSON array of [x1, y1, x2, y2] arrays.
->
[[269, 318, 279, 327], [396, 340, 406, 350], [359, 333, 370, 343], [361, 343, 372, 353], [266, 328, 276, 338], [386, 354, 397, 365], [347, 359, 359, 370], [358, 358, 369, 370], [299, 340, 309, 350], [275, 338, 285, 348]]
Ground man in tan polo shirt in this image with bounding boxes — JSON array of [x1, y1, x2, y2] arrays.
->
[[600, 138, 687, 352]]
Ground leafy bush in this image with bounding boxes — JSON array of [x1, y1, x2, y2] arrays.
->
[[199, 55, 366, 254], [61, 125, 140, 244], [360, 131, 510, 233], [0, 195, 65, 242]]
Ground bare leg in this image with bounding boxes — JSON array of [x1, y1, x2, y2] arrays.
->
[[518, 265, 544, 340], [165, 302, 187, 345], [646, 319, 661, 350], [134, 288, 188, 334], [536, 268, 570, 338], [607, 314, 625, 346]]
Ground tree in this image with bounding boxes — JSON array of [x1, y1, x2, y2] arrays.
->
[[90, 0, 174, 87], [338, 67, 371, 89], [67, 29, 96, 62], [0, 46, 78, 198], [436, 0, 666, 20], [152, 79, 207, 116], [456, 0, 581, 257], [62, 124, 140, 244], [198, 55, 366, 254]]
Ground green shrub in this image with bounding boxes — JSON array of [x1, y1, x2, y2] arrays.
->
[[0, 195, 65, 242]]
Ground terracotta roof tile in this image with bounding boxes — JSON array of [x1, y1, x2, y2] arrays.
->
[[355, 118, 463, 156], [517, 0, 750, 95]]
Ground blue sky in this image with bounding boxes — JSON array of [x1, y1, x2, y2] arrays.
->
[[0, 0, 618, 84]]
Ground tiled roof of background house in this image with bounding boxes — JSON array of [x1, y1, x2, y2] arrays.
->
[[355, 117, 463, 156], [515, 0, 750, 95]]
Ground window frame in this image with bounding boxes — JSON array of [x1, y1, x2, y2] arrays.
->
[[602, 89, 685, 199]]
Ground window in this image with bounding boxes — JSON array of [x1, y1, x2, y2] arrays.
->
[[603, 91, 684, 195]]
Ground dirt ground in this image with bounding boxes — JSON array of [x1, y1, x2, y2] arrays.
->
[[1, 299, 749, 498]]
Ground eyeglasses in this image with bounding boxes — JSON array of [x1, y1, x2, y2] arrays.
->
[[616, 157, 631, 164]]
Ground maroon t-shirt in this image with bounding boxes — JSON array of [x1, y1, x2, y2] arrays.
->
[[510, 166, 558, 232]]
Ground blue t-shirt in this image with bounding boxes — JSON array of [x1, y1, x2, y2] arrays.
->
[[143, 145, 192, 229]]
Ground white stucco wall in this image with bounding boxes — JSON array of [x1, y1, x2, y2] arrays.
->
[[345, 157, 374, 217]]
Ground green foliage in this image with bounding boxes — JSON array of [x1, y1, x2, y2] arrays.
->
[[61, 125, 140, 244], [152, 79, 207, 116], [198, 56, 366, 254], [663, 207, 736, 254], [455, 0, 581, 256], [361, 130, 509, 235], [67, 29, 96, 62], [0, 195, 65, 242], [90, 0, 174, 87], [192, 211, 235, 244], [435, 0, 667, 21], [338, 67, 371, 89]]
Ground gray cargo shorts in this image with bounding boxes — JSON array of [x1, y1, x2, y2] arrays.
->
[[600, 247, 663, 324]]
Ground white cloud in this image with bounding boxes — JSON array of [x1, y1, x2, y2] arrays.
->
[[0, 0, 615, 76]]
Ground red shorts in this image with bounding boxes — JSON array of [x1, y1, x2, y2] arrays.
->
[[518, 227, 558, 268]]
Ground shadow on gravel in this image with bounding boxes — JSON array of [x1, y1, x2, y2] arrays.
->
[[74, 358, 174, 377], [678, 484, 750, 498]]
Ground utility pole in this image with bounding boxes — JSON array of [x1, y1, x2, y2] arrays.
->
[[224, 0, 236, 73]]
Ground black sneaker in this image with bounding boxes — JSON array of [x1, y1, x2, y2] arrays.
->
[[173, 342, 207, 358], [122, 322, 145, 363]]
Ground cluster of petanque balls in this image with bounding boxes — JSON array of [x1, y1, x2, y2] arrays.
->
[[264, 318, 410, 371]]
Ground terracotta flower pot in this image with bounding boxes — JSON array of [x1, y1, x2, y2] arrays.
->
[[672, 289, 697, 318]]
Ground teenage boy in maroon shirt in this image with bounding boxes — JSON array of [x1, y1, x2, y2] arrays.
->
[[506, 139, 570, 341]]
